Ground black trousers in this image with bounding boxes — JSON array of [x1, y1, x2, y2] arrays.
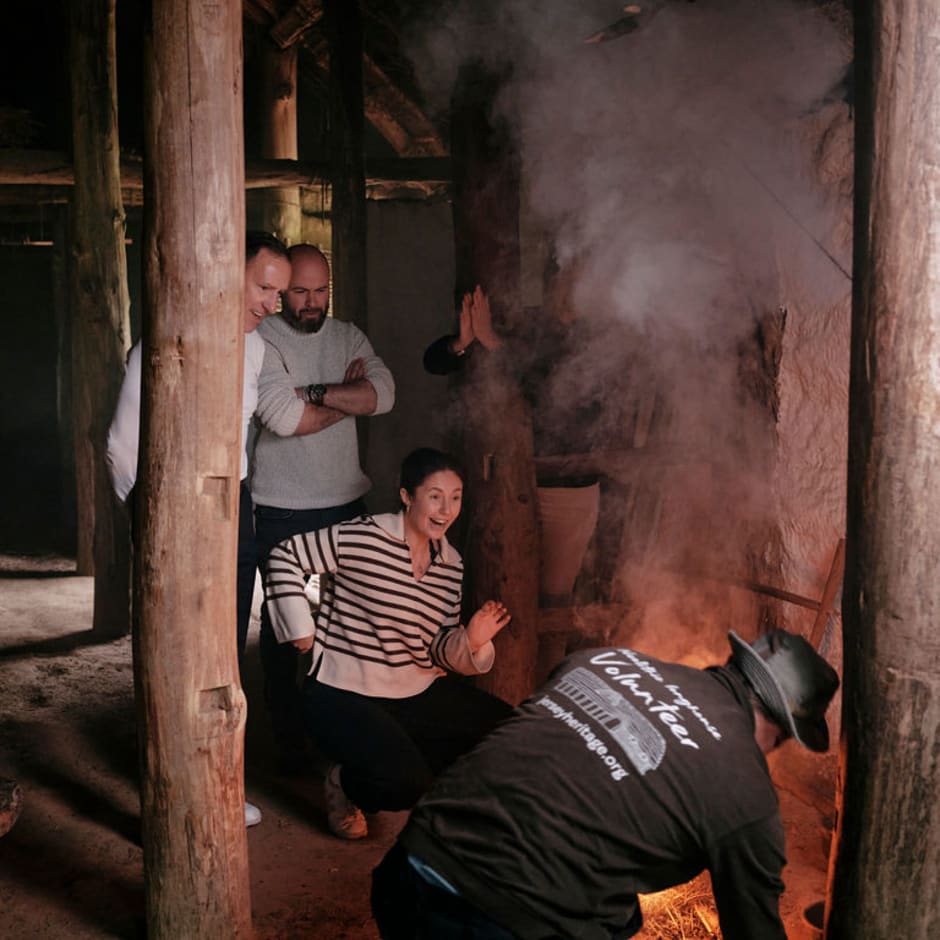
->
[[372, 843, 519, 940], [302, 674, 514, 812], [235, 481, 257, 682]]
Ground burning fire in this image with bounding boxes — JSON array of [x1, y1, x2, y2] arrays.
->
[[637, 873, 720, 938]]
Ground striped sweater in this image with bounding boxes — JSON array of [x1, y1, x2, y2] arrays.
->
[[263, 512, 495, 698]]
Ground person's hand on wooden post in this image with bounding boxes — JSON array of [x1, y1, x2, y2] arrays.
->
[[466, 599, 512, 653], [469, 286, 502, 351], [450, 291, 476, 356]]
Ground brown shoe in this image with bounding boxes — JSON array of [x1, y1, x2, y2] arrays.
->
[[323, 765, 367, 840]]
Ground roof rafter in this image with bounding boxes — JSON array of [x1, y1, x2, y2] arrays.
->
[[246, 0, 446, 157]]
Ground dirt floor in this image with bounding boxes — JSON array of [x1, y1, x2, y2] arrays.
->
[[0, 553, 832, 939]]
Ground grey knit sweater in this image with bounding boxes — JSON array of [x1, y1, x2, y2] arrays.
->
[[251, 314, 395, 509]]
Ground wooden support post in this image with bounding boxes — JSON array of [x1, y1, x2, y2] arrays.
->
[[67, 0, 132, 636], [827, 4, 940, 936], [451, 63, 539, 704], [261, 42, 301, 245], [323, 0, 367, 330], [138, 1, 250, 935]]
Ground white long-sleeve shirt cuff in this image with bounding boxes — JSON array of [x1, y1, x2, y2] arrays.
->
[[269, 594, 317, 645]]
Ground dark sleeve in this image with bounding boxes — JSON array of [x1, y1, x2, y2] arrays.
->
[[708, 814, 788, 940], [423, 334, 464, 375]]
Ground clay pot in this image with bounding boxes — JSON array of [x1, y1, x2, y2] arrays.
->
[[537, 481, 601, 606]]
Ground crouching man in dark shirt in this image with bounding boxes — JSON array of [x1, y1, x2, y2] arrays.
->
[[371, 628, 840, 940]]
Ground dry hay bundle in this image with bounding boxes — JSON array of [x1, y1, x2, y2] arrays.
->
[[636, 873, 720, 939]]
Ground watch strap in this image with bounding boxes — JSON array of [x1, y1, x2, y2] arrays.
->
[[306, 383, 327, 406]]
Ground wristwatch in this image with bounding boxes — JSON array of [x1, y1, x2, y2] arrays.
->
[[305, 383, 327, 406]]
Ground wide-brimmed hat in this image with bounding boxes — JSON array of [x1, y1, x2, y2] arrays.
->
[[728, 629, 840, 752]]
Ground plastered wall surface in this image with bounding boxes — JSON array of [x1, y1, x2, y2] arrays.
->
[[774, 103, 853, 650], [364, 200, 457, 512]]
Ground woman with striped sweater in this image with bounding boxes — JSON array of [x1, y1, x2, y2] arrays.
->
[[263, 448, 514, 839]]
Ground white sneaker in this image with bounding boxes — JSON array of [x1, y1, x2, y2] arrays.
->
[[323, 765, 367, 840], [245, 801, 262, 828]]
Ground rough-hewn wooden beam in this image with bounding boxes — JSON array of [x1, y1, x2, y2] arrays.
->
[[245, 155, 450, 186], [246, 0, 446, 156], [67, 0, 132, 635], [451, 62, 539, 705], [260, 41, 302, 244], [323, 0, 367, 330], [0, 178, 449, 211], [299, 32, 447, 157], [0, 150, 80, 185], [0, 189, 69, 208], [0, 149, 450, 188], [242, 0, 275, 26], [362, 53, 447, 157], [270, 0, 324, 48]]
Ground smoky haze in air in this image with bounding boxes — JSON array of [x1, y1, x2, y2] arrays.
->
[[407, 0, 852, 657]]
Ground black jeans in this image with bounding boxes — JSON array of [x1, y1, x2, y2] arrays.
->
[[302, 674, 514, 812], [235, 481, 256, 683], [254, 499, 366, 759], [372, 842, 519, 940]]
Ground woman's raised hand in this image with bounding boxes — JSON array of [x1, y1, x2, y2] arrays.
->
[[452, 291, 475, 355], [469, 286, 502, 351], [467, 599, 512, 652]]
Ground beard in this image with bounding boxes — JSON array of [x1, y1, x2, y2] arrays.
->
[[282, 303, 328, 334]]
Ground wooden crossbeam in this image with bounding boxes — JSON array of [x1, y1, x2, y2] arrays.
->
[[0, 150, 451, 189], [808, 538, 845, 648], [271, 0, 324, 48], [247, 0, 447, 157]]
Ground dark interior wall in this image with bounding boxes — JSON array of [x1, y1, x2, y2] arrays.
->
[[0, 215, 142, 555], [364, 199, 457, 512], [0, 246, 68, 552], [125, 212, 144, 340], [0, 1, 68, 151]]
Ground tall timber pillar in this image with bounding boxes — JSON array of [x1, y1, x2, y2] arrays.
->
[[137, 1, 251, 935], [828, 4, 940, 937]]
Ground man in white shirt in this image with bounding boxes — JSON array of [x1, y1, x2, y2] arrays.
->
[[106, 231, 291, 827]]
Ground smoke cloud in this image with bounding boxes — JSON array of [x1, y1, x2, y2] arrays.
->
[[407, 0, 852, 655]]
